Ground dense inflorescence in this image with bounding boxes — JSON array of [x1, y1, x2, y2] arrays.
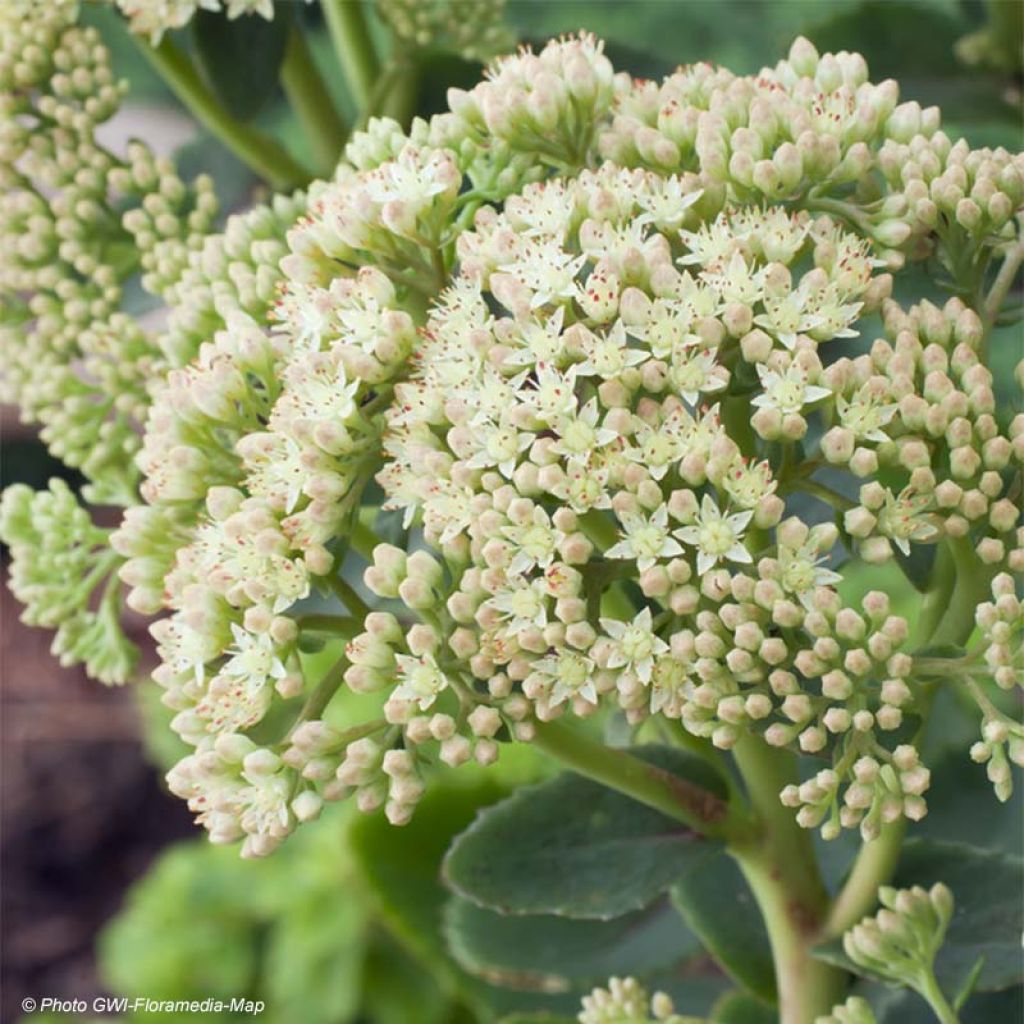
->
[[109, 0, 293, 43], [0, 2, 308, 681], [0, 1, 217, 504], [2, 18, 1022, 858], [577, 976, 685, 1024]]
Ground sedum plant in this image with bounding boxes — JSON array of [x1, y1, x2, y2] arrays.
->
[[2, 3, 1023, 1023]]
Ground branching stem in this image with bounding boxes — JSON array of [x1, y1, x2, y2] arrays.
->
[[531, 720, 748, 841]]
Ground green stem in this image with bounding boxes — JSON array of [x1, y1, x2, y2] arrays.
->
[[293, 655, 347, 726], [729, 736, 845, 1024], [281, 25, 348, 175], [328, 573, 371, 618], [350, 516, 383, 561], [532, 720, 745, 840], [919, 971, 962, 1024], [823, 818, 906, 940], [321, 0, 379, 111], [914, 540, 957, 645], [136, 38, 311, 190], [793, 479, 856, 512], [297, 614, 359, 635], [983, 228, 1024, 330]]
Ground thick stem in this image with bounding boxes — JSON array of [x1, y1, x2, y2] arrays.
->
[[824, 818, 905, 939], [729, 736, 846, 1024], [281, 25, 348, 175], [321, 0, 379, 111], [532, 720, 746, 840], [919, 971, 962, 1024], [137, 38, 311, 189]]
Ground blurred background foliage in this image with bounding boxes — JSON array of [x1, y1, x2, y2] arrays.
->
[[8, 2, 1022, 1023]]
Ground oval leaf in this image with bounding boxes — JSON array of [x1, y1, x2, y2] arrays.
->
[[670, 850, 776, 1002], [443, 747, 726, 920], [444, 894, 700, 992], [192, 8, 288, 121]]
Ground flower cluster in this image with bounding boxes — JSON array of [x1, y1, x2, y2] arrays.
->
[[817, 996, 878, 1024], [577, 977, 685, 1024], [0, 480, 137, 683], [108, 0, 299, 43], [377, 0, 514, 62], [842, 883, 954, 1001], [0, 1, 217, 504], [3, 27, 1022, 857], [967, 572, 1024, 801]]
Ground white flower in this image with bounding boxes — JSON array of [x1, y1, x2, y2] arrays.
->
[[701, 252, 767, 305], [624, 412, 688, 480], [753, 291, 825, 349], [876, 488, 940, 555], [503, 505, 563, 575], [777, 543, 843, 606], [550, 399, 619, 461], [523, 362, 579, 422], [650, 654, 695, 716], [531, 648, 597, 706], [837, 389, 898, 443], [679, 219, 743, 271], [606, 505, 684, 571], [600, 607, 668, 683], [561, 458, 613, 512], [669, 346, 727, 406], [421, 477, 475, 544], [488, 577, 549, 632], [152, 614, 223, 687], [466, 416, 532, 476], [575, 320, 647, 379], [751, 363, 831, 415], [394, 652, 449, 709], [238, 771, 292, 844], [501, 238, 585, 307], [675, 495, 754, 575], [366, 144, 460, 207], [635, 178, 703, 231], [505, 307, 568, 367], [804, 285, 862, 341], [721, 458, 777, 509], [732, 206, 810, 264]]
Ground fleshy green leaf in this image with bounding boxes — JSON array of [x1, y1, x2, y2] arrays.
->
[[359, 930, 455, 1024], [711, 990, 779, 1024], [443, 746, 726, 920], [350, 778, 508, 984], [443, 894, 700, 992], [670, 850, 776, 1002], [499, 1016, 577, 1024], [192, 8, 289, 121]]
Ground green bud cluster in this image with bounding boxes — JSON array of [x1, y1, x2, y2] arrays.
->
[[842, 883, 955, 1007], [816, 996, 878, 1024], [0, 1, 217, 504], [377, 0, 514, 62], [578, 976, 686, 1024], [0, 480, 137, 684]]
